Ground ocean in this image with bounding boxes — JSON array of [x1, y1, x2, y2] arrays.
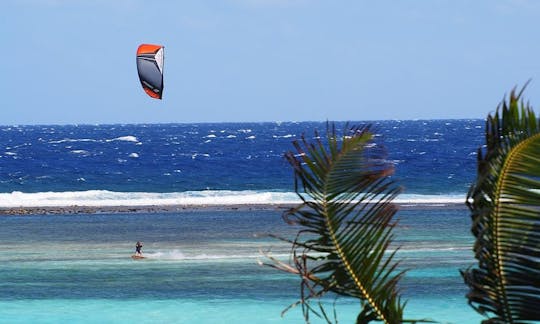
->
[[0, 120, 485, 323]]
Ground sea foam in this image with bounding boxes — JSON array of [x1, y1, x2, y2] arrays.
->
[[0, 190, 466, 208], [144, 250, 283, 261]]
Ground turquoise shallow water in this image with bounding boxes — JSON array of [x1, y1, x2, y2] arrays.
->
[[0, 298, 482, 323], [0, 209, 484, 323]]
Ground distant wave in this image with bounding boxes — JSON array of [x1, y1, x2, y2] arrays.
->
[[49, 138, 99, 144], [0, 190, 466, 208], [108, 135, 139, 143], [398, 246, 470, 253], [0, 190, 294, 208], [49, 135, 140, 144]]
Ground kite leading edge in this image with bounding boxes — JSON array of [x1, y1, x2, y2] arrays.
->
[[136, 44, 164, 99]]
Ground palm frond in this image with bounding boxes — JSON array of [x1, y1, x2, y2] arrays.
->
[[462, 85, 540, 323], [263, 123, 407, 323]]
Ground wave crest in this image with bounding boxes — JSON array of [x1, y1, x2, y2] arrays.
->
[[0, 190, 466, 208]]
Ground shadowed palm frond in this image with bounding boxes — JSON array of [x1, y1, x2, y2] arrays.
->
[[462, 85, 540, 323], [263, 123, 408, 323]]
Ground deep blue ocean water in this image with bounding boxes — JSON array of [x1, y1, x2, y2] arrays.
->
[[0, 120, 482, 195], [0, 120, 486, 323]]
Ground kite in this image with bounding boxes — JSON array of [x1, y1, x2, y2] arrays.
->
[[136, 44, 164, 99]]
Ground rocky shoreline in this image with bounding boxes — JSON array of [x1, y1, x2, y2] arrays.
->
[[0, 202, 467, 215]]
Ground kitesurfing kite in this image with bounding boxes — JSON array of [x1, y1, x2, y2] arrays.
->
[[136, 44, 164, 99]]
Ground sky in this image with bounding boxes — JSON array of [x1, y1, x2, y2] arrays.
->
[[2, 0, 540, 124]]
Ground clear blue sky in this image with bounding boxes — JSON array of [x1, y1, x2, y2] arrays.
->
[[2, 0, 540, 124]]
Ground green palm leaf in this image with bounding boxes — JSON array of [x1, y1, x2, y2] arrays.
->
[[264, 124, 406, 323], [462, 86, 540, 323]]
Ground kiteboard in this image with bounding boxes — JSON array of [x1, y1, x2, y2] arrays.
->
[[131, 255, 146, 260]]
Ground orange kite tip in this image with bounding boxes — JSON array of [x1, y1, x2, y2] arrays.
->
[[136, 44, 164, 100]]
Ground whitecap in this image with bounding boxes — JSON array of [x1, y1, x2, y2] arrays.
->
[[246, 135, 256, 140], [110, 135, 139, 143], [272, 134, 294, 139], [128, 153, 139, 158], [191, 153, 210, 159], [12, 143, 32, 149], [49, 138, 98, 144], [70, 150, 89, 155]]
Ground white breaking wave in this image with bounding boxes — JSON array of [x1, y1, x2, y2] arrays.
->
[[70, 150, 90, 155], [50, 136, 140, 145], [398, 246, 470, 253], [108, 136, 139, 143], [0, 190, 466, 208], [49, 138, 99, 144], [0, 190, 296, 208], [272, 134, 294, 139], [395, 194, 465, 205]]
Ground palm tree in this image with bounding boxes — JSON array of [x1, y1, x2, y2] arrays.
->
[[262, 123, 408, 323], [462, 85, 540, 323]]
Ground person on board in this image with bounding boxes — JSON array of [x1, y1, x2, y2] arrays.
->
[[135, 241, 143, 256]]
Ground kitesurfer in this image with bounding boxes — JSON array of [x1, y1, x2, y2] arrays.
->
[[135, 241, 143, 256]]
